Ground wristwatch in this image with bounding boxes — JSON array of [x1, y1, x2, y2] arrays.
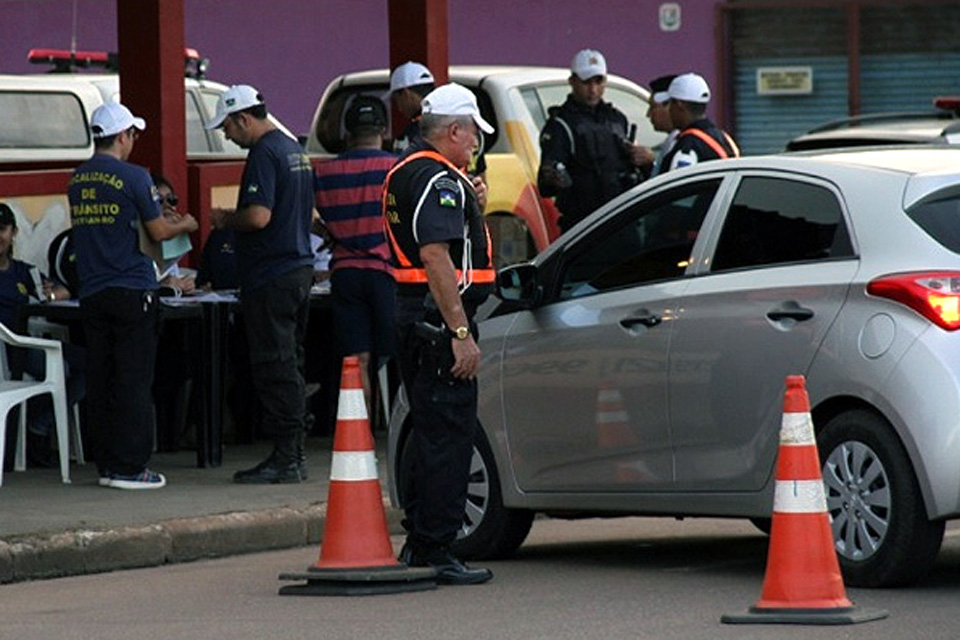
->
[[451, 325, 470, 341]]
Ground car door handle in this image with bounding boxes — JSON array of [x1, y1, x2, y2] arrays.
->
[[620, 312, 661, 328], [766, 305, 814, 322]]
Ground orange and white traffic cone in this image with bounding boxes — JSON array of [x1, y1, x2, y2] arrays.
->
[[722, 375, 887, 625], [279, 356, 436, 596]]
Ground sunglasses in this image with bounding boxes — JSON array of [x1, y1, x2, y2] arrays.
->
[[161, 194, 179, 207]]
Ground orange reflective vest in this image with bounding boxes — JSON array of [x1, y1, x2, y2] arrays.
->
[[678, 127, 741, 160], [381, 149, 495, 286]]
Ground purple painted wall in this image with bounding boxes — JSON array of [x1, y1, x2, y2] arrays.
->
[[0, 0, 718, 135]]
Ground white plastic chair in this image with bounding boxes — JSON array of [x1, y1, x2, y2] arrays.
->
[[25, 316, 84, 465], [0, 322, 71, 487]]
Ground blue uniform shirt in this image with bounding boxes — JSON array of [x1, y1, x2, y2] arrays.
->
[[0, 259, 40, 328], [67, 153, 161, 299], [235, 129, 314, 291]]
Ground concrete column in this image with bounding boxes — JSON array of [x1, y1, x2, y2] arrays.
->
[[116, 0, 187, 195]]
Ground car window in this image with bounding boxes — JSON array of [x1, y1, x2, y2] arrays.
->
[[199, 89, 244, 154], [310, 85, 391, 155], [536, 83, 570, 119], [520, 87, 546, 130], [185, 91, 209, 153], [0, 91, 89, 148], [711, 177, 854, 272], [470, 87, 499, 152], [557, 180, 722, 300], [523, 83, 569, 131], [907, 195, 960, 254]]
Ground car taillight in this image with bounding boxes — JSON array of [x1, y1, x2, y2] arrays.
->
[[867, 272, 960, 331]]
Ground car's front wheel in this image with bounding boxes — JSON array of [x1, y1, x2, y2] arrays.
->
[[818, 409, 944, 587], [397, 426, 534, 560]]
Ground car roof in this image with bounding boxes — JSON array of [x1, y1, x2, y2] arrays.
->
[[785, 111, 960, 150], [332, 64, 637, 90]]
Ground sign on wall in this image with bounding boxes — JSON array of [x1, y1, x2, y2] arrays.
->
[[756, 67, 814, 96], [659, 3, 681, 32]]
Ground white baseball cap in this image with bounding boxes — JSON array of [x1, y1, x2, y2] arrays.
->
[[206, 84, 264, 129], [390, 61, 435, 93], [668, 73, 711, 104], [571, 49, 607, 81], [90, 101, 146, 138], [651, 91, 671, 105], [421, 83, 494, 134]]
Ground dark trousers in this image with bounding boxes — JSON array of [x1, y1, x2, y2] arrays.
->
[[240, 266, 312, 449], [397, 319, 478, 549], [81, 287, 159, 476]]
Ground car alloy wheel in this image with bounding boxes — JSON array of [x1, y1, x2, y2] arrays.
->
[[818, 409, 944, 587], [822, 440, 890, 562], [459, 447, 490, 540]]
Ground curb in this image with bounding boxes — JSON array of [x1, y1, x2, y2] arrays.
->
[[0, 501, 405, 584]]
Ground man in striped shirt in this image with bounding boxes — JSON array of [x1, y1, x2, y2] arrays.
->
[[314, 95, 397, 412]]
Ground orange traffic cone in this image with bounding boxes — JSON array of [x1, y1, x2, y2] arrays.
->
[[722, 375, 887, 625], [279, 356, 436, 596]]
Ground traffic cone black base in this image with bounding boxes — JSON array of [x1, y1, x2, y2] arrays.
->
[[721, 605, 888, 626], [279, 565, 437, 596]]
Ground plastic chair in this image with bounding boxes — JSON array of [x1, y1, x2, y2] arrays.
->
[[0, 322, 71, 487], [25, 316, 84, 465]]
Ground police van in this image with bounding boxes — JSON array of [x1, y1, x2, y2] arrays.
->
[[0, 47, 290, 166], [0, 48, 295, 275]]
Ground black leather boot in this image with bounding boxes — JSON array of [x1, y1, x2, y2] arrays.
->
[[233, 438, 301, 484]]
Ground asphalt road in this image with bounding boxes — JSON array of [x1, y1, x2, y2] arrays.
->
[[3, 516, 960, 640]]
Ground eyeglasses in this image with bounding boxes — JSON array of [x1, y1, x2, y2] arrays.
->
[[162, 194, 179, 207]]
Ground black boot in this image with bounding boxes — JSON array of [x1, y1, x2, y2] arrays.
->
[[297, 432, 308, 480], [233, 438, 301, 484]]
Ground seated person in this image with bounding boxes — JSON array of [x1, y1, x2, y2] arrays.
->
[[196, 226, 238, 291], [151, 174, 196, 295], [0, 202, 85, 468]]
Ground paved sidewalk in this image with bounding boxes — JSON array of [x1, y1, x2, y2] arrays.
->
[[0, 437, 402, 584]]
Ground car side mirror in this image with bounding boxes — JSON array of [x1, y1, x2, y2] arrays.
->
[[497, 263, 540, 308]]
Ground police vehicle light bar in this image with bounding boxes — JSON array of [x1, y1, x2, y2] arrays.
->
[[933, 97, 960, 115], [28, 47, 208, 78]]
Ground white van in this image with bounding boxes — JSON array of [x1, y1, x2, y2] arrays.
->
[[0, 48, 292, 164]]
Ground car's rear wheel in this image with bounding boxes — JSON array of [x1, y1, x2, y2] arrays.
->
[[397, 426, 534, 560], [818, 409, 944, 587]]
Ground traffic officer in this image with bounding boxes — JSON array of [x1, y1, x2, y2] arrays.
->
[[382, 83, 495, 585], [538, 48, 652, 233], [68, 102, 197, 489], [660, 73, 740, 173]]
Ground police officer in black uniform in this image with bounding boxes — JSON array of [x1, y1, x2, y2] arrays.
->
[[659, 72, 740, 173], [538, 48, 652, 233], [382, 83, 496, 585]]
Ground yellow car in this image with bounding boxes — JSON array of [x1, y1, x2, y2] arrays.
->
[[306, 66, 663, 267]]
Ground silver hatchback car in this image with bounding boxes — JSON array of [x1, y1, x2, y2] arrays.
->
[[388, 146, 960, 588]]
